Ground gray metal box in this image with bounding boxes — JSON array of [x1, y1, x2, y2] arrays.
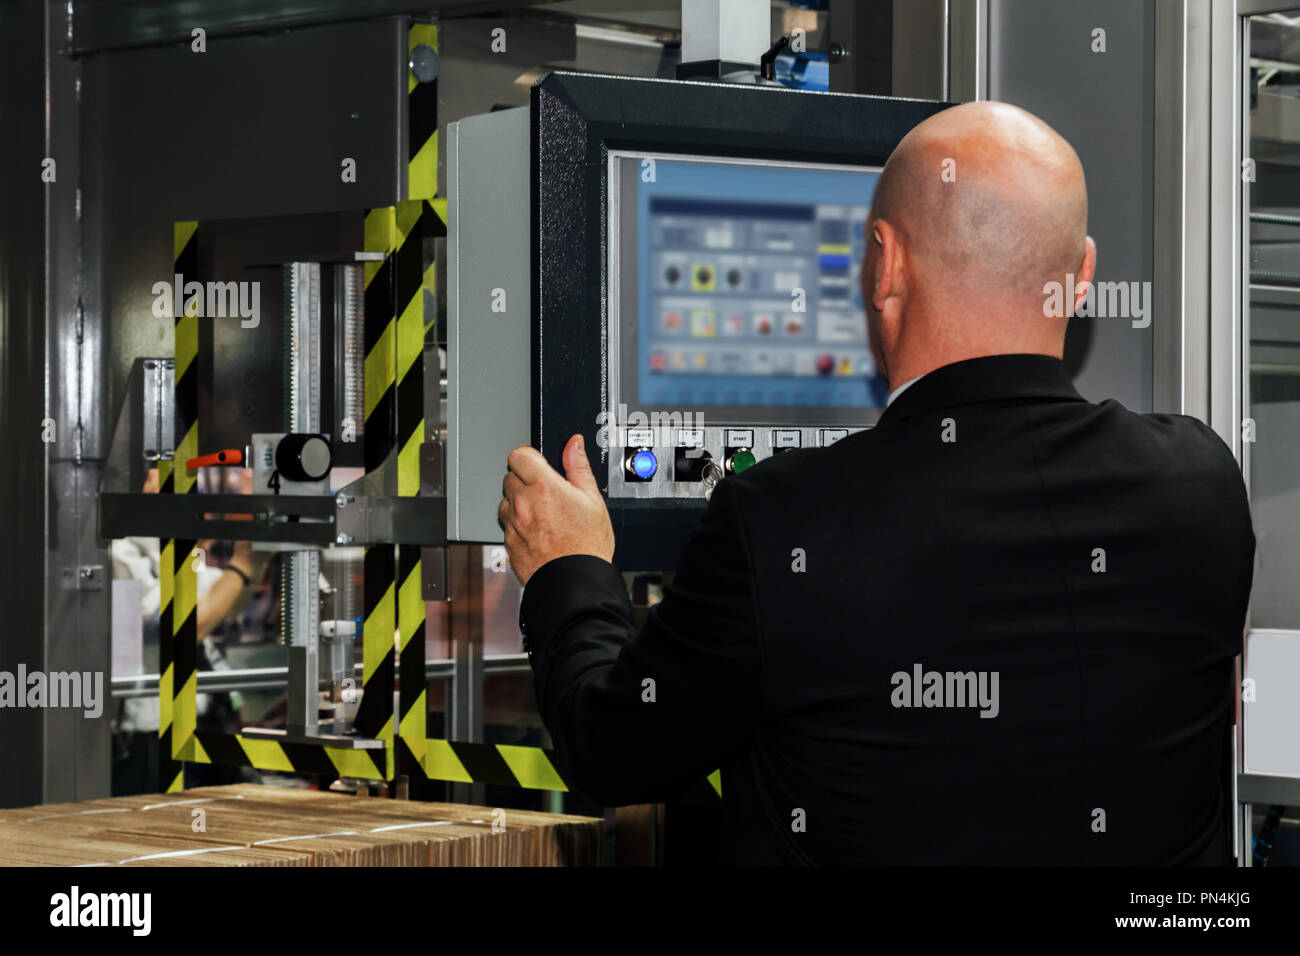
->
[[446, 108, 531, 543], [1243, 629, 1300, 779]]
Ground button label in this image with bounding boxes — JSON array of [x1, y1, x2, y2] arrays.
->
[[772, 429, 801, 449], [819, 428, 849, 446]]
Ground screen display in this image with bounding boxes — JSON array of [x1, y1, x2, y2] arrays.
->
[[619, 156, 885, 417]]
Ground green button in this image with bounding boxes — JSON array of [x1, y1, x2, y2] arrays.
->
[[730, 449, 757, 474]]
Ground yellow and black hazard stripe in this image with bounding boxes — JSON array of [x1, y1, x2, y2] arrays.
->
[[352, 206, 402, 777], [394, 198, 433, 776], [361, 199, 445, 781], [396, 542, 426, 769], [420, 741, 570, 792], [161, 219, 393, 787], [184, 732, 386, 780], [159, 221, 202, 793], [394, 200, 428, 499], [157, 457, 181, 793], [397, 201, 456, 781], [354, 539, 395, 778], [398, 25, 449, 775], [397, 19, 442, 774], [407, 22, 438, 201], [413, 741, 724, 804]]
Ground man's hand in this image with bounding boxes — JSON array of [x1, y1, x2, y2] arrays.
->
[[500, 434, 615, 586]]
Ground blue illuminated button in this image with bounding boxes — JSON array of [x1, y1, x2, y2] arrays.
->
[[628, 449, 658, 480]]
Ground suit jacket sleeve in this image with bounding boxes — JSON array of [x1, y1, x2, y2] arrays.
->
[[519, 478, 763, 806]]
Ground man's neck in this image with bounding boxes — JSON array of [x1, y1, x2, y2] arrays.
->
[[886, 345, 1064, 392]]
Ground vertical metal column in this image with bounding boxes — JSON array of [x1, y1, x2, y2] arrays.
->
[[39, 0, 112, 802], [890, 0, 948, 100], [826, 0, 893, 96], [449, 544, 484, 805], [328, 263, 364, 728], [947, 0, 988, 103], [679, 0, 771, 67], [283, 263, 323, 739]]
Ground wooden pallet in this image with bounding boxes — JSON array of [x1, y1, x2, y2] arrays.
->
[[0, 785, 603, 867]]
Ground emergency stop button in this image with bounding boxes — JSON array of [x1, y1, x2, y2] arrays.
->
[[625, 448, 658, 481]]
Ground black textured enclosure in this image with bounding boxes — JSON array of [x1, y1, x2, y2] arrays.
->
[[531, 71, 949, 569]]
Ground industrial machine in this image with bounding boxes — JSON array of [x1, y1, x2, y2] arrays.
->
[[2, 0, 1291, 875], [447, 72, 946, 567], [91, 44, 948, 791], [99, 225, 441, 759]]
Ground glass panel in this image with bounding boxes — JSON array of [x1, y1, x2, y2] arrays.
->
[[110, 462, 312, 794], [1247, 10, 1300, 629]]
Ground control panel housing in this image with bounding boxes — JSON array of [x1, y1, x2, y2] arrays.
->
[[447, 71, 948, 568]]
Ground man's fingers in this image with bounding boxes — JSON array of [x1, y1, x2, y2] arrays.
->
[[502, 470, 524, 504], [499, 482, 531, 528], [507, 445, 552, 485], [562, 434, 601, 497]]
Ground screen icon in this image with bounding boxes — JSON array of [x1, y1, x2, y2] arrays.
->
[[690, 310, 716, 338], [691, 264, 716, 292]]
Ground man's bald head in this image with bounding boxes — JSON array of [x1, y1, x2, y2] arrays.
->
[[873, 101, 1087, 298], [862, 101, 1094, 387]]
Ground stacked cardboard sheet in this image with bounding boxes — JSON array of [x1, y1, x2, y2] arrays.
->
[[0, 784, 603, 867]]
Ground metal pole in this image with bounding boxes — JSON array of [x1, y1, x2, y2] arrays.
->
[[449, 544, 485, 804]]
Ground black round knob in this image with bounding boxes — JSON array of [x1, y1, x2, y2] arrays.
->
[[276, 433, 333, 482], [409, 44, 439, 84]]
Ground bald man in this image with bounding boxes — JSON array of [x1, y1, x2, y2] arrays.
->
[[501, 102, 1255, 865]]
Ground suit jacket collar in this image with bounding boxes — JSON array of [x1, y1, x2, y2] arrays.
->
[[876, 354, 1086, 426]]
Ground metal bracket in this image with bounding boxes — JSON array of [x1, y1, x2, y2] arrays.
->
[[421, 547, 448, 600], [334, 491, 447, 545], [62, 565, 104, 591], [421, 439, 445, 496], [239, 727, 384, 750], [141, 359, 175, 460]]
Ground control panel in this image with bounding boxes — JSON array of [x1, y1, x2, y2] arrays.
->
[[447, 71, 948, 568], [606, 424, 860, 499], [604, 150, 882, 502]]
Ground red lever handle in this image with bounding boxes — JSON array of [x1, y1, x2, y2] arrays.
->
[[185, 449, 244, 470]]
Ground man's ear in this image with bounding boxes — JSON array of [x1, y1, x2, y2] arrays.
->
[[1072, 236, 1097, 315], [871, 219, 905, 313]]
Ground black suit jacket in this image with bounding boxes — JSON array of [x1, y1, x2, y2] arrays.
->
[[520, 355, 1255, 864]]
